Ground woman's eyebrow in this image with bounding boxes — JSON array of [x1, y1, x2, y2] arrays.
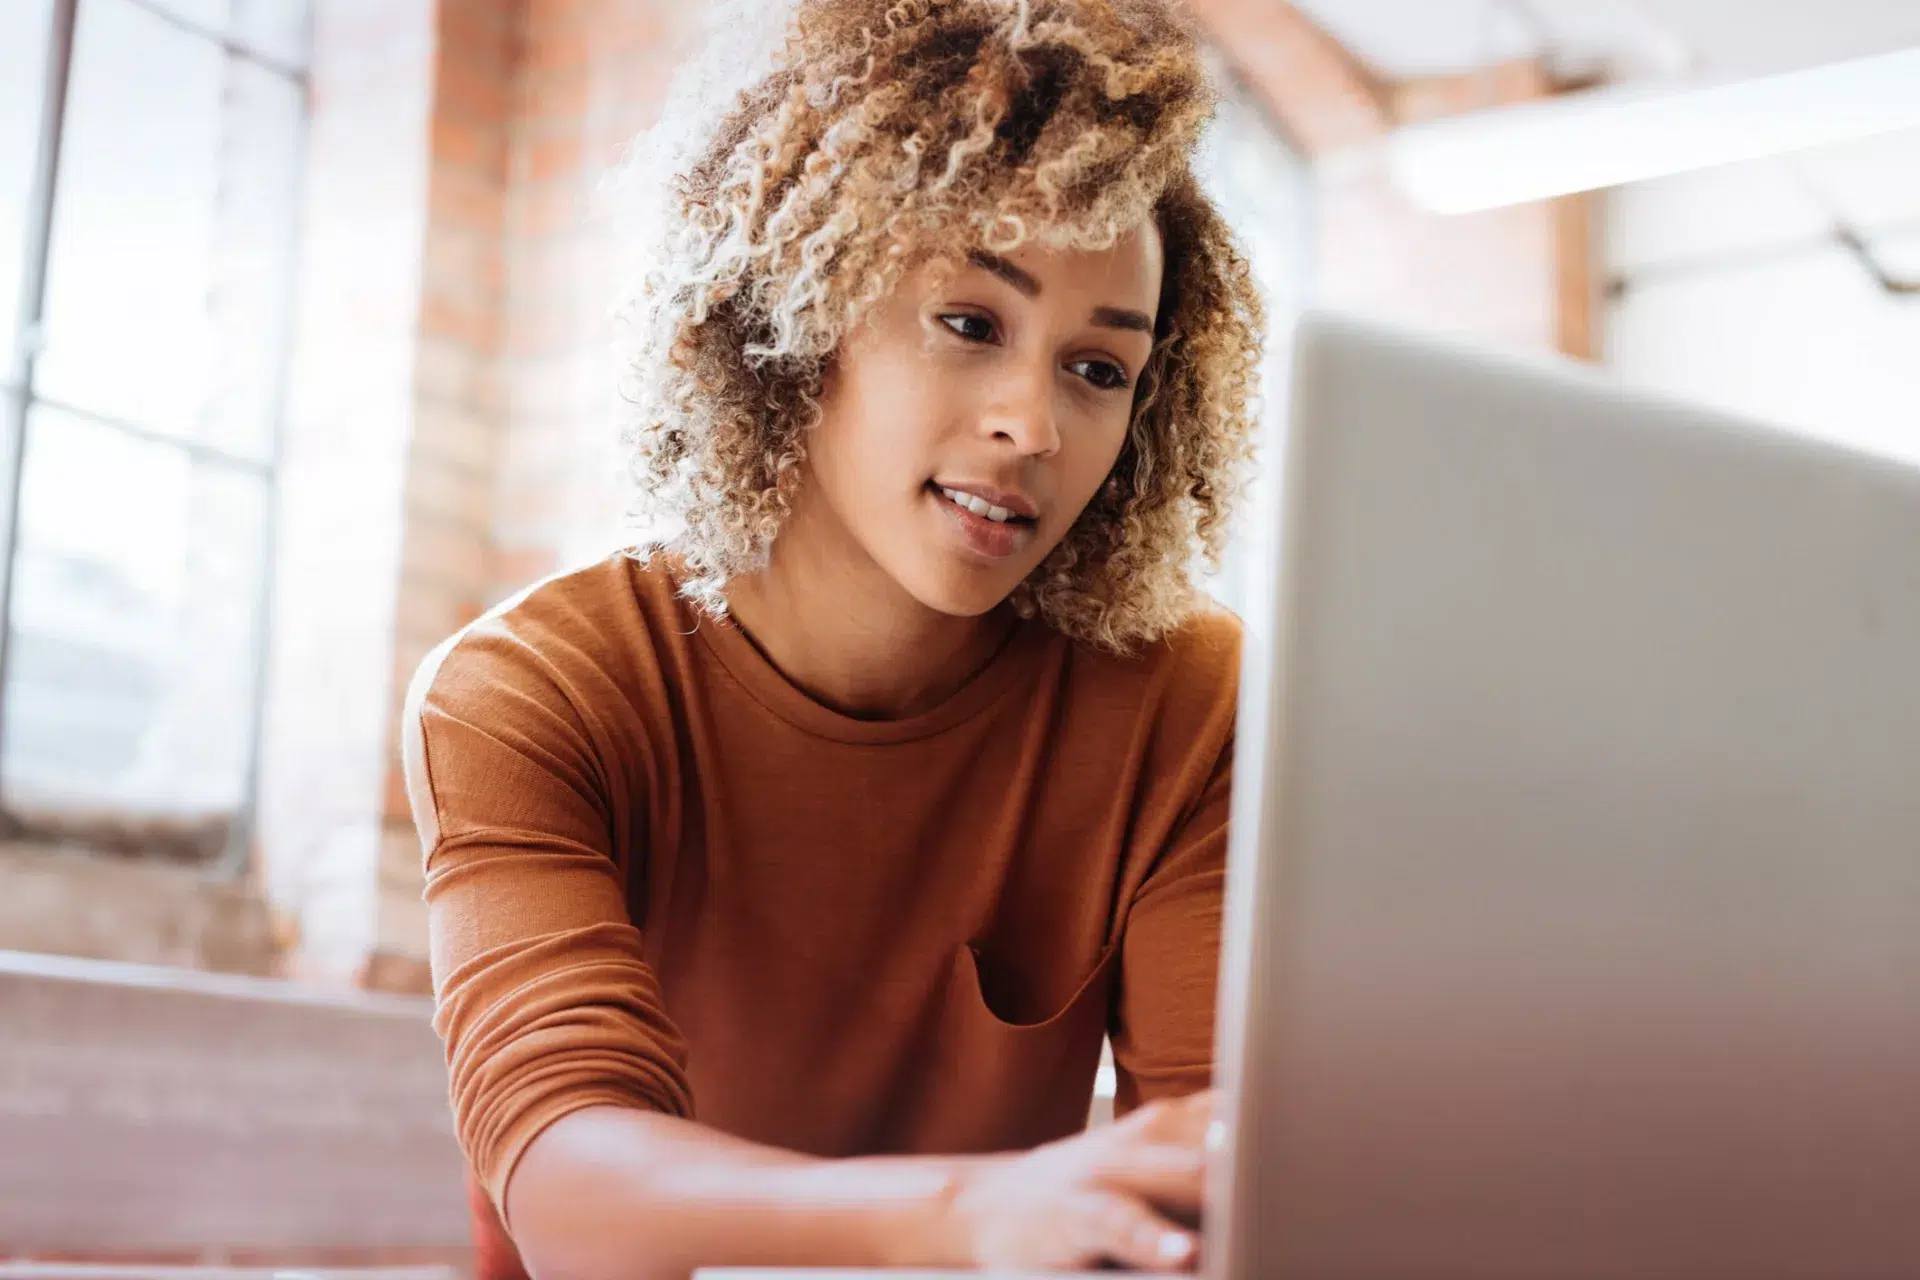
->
[[1090, 305, 1153, 334], [967, 251, 1155, 334], [969, 250, 1041, 296]]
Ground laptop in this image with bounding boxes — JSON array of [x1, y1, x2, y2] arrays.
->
[[708, 311, 1920, 1278]]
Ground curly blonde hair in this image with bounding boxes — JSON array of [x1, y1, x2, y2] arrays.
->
[[615, 0, 1264, 652]]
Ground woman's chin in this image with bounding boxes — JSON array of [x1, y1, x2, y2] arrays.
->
[[896, 563, 1028, 622]]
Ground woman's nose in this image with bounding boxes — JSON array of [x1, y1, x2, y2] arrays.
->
[[978, 367, 1061, 457]]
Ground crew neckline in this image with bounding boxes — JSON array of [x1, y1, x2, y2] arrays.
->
[[687, 585, 1054, 746]]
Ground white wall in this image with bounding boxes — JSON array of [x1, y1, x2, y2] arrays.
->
[[1193, 80, 1312, 620], [1603, 127, 1920, 469]]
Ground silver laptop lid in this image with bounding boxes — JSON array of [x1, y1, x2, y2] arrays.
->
[[1211, 312, 1920, 1279]]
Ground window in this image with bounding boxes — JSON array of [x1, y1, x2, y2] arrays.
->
[[0, 0, 308, 864]]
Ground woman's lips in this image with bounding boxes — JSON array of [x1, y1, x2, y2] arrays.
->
[[928, 483, 1035, 559]]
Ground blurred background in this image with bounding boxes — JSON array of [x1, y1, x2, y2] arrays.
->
[[0, 0, 1915, 1272]]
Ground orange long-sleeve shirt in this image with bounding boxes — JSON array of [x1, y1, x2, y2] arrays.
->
[[401, 552, 1237, 1231]]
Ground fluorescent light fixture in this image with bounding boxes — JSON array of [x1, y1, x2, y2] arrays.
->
[[1388, 46, 1920, 214]]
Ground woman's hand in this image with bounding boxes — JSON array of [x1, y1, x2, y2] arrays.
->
[[940, 1089, 1217, 1272]]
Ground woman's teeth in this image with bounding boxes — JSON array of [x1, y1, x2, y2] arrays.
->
[[939, 486, 1016, 524]]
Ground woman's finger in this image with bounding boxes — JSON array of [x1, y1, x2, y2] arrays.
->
[[1075, 1189, 1201, 1273], [1123, 1089, 1216, 1145], [1090, 1142, 1207, 1211]]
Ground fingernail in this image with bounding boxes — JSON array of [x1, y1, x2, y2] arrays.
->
[[1159, 1231, 1194, 1262], [1205, 1119, 1228, 1152]]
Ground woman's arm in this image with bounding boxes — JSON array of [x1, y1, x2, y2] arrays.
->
[[1111, 742, 1232, 1111], [504, 1106, 964, 1279], [505, 1095, 1214, 1280]]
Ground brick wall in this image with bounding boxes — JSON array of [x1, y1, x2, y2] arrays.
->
[[367, 0, 518, 995], [491, 0, 701, 588], [0, 842, 276, 976], [364, 0, 702, 993]]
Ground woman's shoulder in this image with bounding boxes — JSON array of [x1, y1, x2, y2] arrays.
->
[[1066, 598, 1242, 707], [1153, 602, 1243, 673], [1046, 598, 1242, 776], [404, 549, 690, 724]]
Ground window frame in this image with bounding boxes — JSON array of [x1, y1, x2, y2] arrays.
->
[[0, 0, 310, 875]]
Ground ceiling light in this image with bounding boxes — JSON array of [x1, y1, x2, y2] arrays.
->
[[1388, 46, 1920, 214]]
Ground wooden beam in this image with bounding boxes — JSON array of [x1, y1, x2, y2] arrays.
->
[[1390, 56, 1553, 121], [1184, 4, 1603, 360], [1553, 191, 1601, 361], [1183, 0, 1393, 155]]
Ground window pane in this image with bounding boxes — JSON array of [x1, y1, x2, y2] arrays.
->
[[2, 406, 268, 851], [1, 0, 55, 385], [0, 391, 17, 570], [145, 0, 313, 70], [213, 59, 304, 461], [35, 0, 302, 463], [231, 0, 312, 71], [143, 0, 228, 31]]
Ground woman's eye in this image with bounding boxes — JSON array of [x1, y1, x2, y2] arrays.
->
[[1071, 359, 1131, 392], [939, 313, 996, 343]]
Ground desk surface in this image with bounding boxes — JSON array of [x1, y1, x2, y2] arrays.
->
[[697, 1272, 1184, 1278]]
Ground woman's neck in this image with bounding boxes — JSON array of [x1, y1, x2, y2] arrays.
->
[[722, 512, 1016, 722]]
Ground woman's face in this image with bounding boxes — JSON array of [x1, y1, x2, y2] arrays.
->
[[797, 223, 1164, 618]]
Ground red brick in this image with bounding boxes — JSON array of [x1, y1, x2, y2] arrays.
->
[[393, 647, 434, 716], [428, 162, 508, 235], [422, 226, 504, 309], [475, 357, 509, 420], [409, 393, 501, 476], [523, 8, 592, 73], [402, 514, 495, 597], [505, 290, 595, 357], [502, 346, 610, 422], [379, 819, 428, 889], [490, 544, 561, 592], [359, 948, 434, 995], [414, 339, 481, 408], [435, 47, 512, 124], [406, 451, 495, 529], [512, 174, 592, 236], [420, 286, 497, 350], [526, 0, 589, 27], [431, 111, 509, 177], [514, 64, 590, 123], [511, 227, 603, 289], [520, 125, 588, 183], [600, 9, 675, 64], [394, 556, 488, 638], [392, 626, 463, 693], [497, 409, 585, 478], [437, 0, 517, 65], [493, 473, 574, 541], [383, 766, 416, 826]]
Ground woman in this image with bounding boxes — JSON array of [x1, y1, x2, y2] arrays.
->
[[402, 0, 1263, 1275]]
